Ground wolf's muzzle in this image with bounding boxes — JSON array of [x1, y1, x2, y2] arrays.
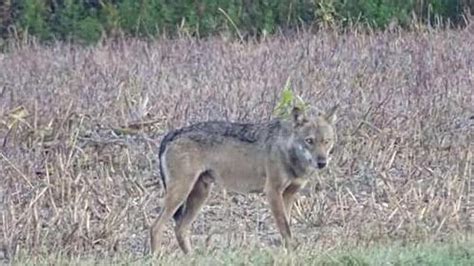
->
[[316, 156, 327, 169]]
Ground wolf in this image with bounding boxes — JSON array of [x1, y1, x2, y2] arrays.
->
[[150, 105, 338, 254]]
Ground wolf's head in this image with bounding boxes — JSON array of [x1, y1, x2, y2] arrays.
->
[[290, 105, 338, 170]]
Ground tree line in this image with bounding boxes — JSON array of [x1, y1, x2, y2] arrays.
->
[[0, 0, 471, 44]]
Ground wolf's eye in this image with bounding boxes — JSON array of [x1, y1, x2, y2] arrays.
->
[[305, 138, 314, 145]]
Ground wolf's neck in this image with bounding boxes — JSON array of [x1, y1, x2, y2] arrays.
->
[[286, 144, 310, 178]]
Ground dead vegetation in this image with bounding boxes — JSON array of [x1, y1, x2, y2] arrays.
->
[[0, 26, 473, 261]]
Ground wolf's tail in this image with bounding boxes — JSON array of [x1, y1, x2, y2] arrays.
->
[[158, 130, 185, 221], [158, 130, 178, 190]]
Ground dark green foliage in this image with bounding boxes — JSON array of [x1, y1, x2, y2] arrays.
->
[[0, 0, 470, 43], [18, 0, 50, 40], [49, 0, 103, 43], [335, 0, 413, 28]]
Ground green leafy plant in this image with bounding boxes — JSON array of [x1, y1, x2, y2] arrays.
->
[[273, 77, 309, 119]]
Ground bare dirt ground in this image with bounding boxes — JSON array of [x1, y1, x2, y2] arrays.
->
[[0, 26, 473, 260]]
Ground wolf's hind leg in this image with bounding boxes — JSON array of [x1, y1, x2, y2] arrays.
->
[[174, 171, 214, 254], [150, 170, 200, 255]]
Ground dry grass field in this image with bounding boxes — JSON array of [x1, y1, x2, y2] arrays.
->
[[1, 25, 473, 264]]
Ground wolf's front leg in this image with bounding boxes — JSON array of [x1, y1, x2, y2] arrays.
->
[[282, 182, 305, 222], [266, 188, 292, 248]]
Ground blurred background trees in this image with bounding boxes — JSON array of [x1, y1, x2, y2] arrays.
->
[[0, 0, 472, 44]]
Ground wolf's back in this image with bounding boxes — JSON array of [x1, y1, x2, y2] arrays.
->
[[158, 120, 283, 190]]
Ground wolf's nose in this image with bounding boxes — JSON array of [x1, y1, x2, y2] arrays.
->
[[317, 162, 327, 169], [316, 156, 327, 169]]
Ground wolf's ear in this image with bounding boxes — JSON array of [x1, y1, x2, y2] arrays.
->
[[325, 104, 339, 124], [292, 106, 307, 126]]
